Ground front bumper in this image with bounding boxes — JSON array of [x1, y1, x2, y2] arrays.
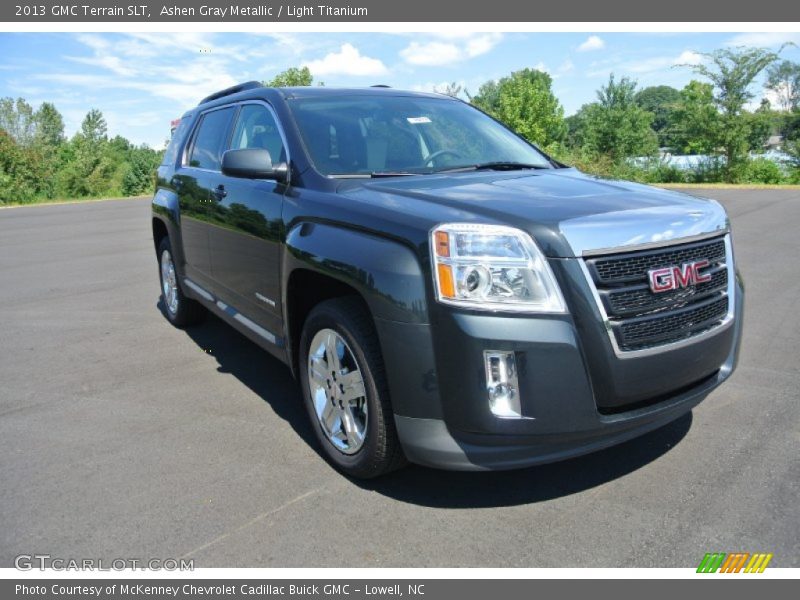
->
[[381, 272, 743, 471]]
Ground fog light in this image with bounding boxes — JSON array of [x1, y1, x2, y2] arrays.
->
[[484, 350, 521, 417]]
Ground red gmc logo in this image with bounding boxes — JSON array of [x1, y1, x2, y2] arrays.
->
[[648, 260, 712, 293]]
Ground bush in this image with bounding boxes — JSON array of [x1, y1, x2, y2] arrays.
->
[[733, 157, 787, 184]]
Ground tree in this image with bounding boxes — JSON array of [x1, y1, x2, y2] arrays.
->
[[265, 66, 314, 87], [469, 80, 501, 113], [0, 97, 36, 146], [746, 99, 775, 151], [0, 131, 39, 202], [765, 60, 800, 112], [434, 82, 463, 98], [470, 68, 566, 149], [634, 85, 680, 148], [60, 109, 114, 197], [33, 102, 65, 147], [80, 109, 107, 144], [668, 80, 720, 155], [122, 145, 160, 196], [570, 74, 658, 161], [679, 45, 785, 176]]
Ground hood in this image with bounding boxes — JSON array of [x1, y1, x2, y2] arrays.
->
[[344, 168, 728, 258]]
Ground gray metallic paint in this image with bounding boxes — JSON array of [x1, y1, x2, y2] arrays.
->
[[152, 86, 744, 470]]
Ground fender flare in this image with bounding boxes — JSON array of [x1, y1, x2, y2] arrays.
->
[[151, 188, 185, 269], [282, 222, 443, 419], [282, 221, 430, 325]]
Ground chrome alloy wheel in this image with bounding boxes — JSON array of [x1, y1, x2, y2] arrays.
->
[[307, 328, 368, 454], [160, 249, 179, 315]]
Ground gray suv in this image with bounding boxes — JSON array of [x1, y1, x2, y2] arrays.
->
[[151, 82, 743, 478]]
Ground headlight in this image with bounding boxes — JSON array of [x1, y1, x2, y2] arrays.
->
[[431, 223, 566, 313]]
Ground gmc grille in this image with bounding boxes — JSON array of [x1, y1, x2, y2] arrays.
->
[[584, 236, 731, 352]]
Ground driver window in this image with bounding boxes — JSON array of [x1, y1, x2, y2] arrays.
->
[[230, 104, 286, 164]]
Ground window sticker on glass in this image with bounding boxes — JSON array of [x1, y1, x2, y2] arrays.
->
[[407, 117, 431, 124]]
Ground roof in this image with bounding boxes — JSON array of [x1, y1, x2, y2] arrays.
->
[[275, 86, 450, 101], [196, 81, 454, 107]]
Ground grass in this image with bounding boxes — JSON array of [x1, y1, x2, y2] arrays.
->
[[656, 183, 800, 190], [0, 194, 148, 209]]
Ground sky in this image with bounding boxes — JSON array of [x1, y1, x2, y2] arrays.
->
[[1, 31, 799, 149]]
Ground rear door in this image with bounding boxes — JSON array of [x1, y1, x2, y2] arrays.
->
[[208, 102, 288, 341], [174, 105, 236, 286]]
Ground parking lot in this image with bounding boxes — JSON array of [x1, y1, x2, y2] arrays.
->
[[1, 189, 798, 568]]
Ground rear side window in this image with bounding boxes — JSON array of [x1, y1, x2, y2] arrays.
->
[[188, 107, 235, 171]]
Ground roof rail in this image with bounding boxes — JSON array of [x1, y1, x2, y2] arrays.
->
[[199, 81, 263, 105], [371, 84, 391, 88]]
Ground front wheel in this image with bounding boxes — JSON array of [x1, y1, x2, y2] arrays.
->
[[299, 297, 406, 478]]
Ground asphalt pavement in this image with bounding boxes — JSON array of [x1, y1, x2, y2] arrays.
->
[[0, 189, 798, 568]]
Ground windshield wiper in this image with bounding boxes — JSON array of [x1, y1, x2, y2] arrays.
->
[[434, 161, 551, 174], [368, 171, 424, 178]]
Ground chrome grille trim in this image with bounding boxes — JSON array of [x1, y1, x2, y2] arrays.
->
[[579, 234, 735, 359]]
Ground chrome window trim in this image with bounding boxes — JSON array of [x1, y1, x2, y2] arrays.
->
[[181, 103, 237, 172], [180, 99, 291, 184], [579, 234, 735, 359], [231, 100, 292, 185]]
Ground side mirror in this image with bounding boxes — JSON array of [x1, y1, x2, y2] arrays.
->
[[221, 148, 288, 182]]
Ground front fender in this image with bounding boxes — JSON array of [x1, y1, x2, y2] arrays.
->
[[283, 222, 429, 324], [283, 222, 443, 419]]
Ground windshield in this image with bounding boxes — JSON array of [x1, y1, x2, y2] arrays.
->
[[286, 95, 553, 176]]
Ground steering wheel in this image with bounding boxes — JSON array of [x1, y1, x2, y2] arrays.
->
[[423, 149, 464, 166]]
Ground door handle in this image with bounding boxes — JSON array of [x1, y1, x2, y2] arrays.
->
[[212, 185, 227, 199]]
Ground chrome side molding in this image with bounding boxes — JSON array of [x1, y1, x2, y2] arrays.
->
[[183, 278, 281, 347]]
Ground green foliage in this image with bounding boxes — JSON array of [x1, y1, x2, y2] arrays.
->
[[34, 102, 65, 147], [265, 66, 315, 87], [0, 97, 36, 146], [469, 68, 566, 149], [668, 80, 720, 154], [570, 74, 658, 161], [733, 157, 786, 183], [122, 145, 161, 196], [0, 131, 41, 202], [0, 100, 162, 204], [765, 60, 800, 111], [635, 85, 681, 146], [746, 101, 774, 151], [679, 45, 786, 178]]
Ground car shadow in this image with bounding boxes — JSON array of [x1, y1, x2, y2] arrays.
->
[[161, 300, 693, 509], [358, 412, 692, 508], [158, 300, 319, 451]]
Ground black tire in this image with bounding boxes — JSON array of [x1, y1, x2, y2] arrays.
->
[[299, 297, 406, 478], [157, 236, 205, 328]]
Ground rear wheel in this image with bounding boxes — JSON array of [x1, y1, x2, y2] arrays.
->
[[158, 237, 205, 328], [299, 297, 406, 478]]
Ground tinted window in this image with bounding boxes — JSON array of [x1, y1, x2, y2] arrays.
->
[[230, 104, 286, 164], [188, 107, 235, 170], [287, 96, 551, 176]]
